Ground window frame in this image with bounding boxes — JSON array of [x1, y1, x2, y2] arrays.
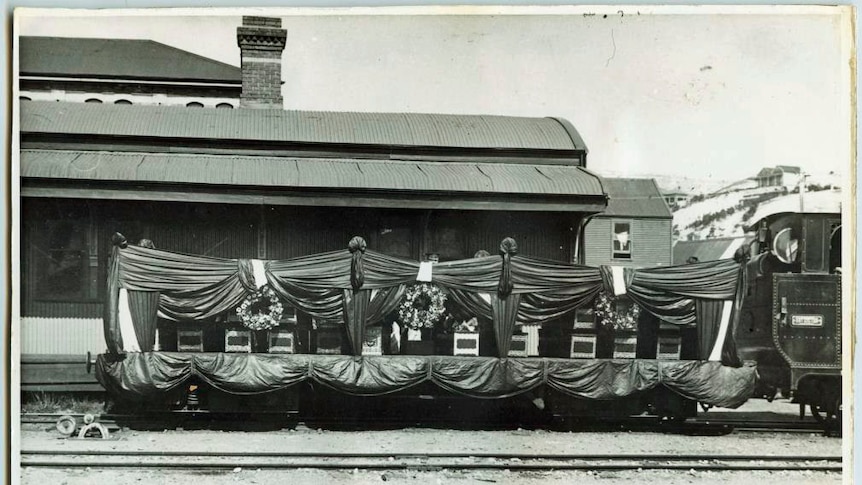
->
[[611, 219, 633, 260]]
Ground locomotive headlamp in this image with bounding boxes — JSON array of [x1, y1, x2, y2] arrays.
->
[[772, 228, 799, 264]]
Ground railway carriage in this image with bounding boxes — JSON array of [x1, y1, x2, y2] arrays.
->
[[91, 231, 756, 425]]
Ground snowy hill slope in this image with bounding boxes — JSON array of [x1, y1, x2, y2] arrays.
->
[[673, 187, 785, 240], [673, 185, 840, 241]]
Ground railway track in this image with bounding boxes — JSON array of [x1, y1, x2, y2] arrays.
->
[[19, 412, 832, 435], [19, 449, 842, 472]]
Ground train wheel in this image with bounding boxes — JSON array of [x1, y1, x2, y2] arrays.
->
[[810, 398, 842, 434], [809, 403, 825, 423]]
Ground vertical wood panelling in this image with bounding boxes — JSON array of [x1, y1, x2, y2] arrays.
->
[[464, 212, 573, 262], [144, 204, 259, 259], [584, 217, 672, 268], [20, 317, 105, 354], [265, 206, 366, 259]]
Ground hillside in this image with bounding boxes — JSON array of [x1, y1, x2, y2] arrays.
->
[[673, 186, 785, 240], [668, 171, 842, 241]]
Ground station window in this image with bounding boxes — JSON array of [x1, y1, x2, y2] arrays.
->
[[216, 103, 234, 109], [84, 98, 103, 104], [612, 221, 632, 259], [114, 99, 132, 105], [186, 101, 204, 108], [29, 217, 98, 302]]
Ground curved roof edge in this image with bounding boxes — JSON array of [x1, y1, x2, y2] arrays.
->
[[548, 117, 589, 155], [21, 101, 586, 153]]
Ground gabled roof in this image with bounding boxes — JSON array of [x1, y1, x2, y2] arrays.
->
[[595, 177, 672, 219], [20, 101, 586, 153], [776, 165, 801, 174], [756, 165, 802, 178], [19, 36, 241, 83]]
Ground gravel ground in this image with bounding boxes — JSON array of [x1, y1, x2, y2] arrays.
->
[[20, 467, 842, 485], [17, 398, 845, 484]]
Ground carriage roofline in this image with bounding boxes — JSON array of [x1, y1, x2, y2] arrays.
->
[[746, 190, 841, 231]]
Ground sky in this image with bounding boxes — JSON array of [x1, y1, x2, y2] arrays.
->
[[15, 6, 854, 185]]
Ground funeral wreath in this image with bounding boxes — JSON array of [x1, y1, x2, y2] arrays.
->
[[594, 290, 640, 332], [236, 285, 284, 331], [398, 283, 448, 330]]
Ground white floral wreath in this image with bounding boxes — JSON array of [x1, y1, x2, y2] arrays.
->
[[398, 283, 448, 331], [594, 290, 640, 332], [236, 285, 284, 331]]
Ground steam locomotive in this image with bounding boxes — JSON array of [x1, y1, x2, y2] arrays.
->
[[735, 190, 843, 430]]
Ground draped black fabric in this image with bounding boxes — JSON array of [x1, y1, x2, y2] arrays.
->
[[492, 294, 521, 357], [105, 236, 743, 366], [118, 245, 251, 321], [695, 299, 723, 360], [342, 290, 371, 356], [104, 245, 123, 354], [348, 236, 367, 290], [97, 353, 757, 408], [366, 286, 407, 328], [722, 264, 746, 367], [446, 289, 493, 321], [625, 259, 744, 365], [629, 259, 739, 300], [127, 290, 160, 352]]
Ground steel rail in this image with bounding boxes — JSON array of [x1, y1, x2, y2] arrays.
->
[[21, 449, 842, 461], [20, 412, 836, 436], [20, 450, 842, 472]]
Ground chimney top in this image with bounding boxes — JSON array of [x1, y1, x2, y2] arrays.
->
[[242, 16, 282, 28], [237, 16, 287, 109]]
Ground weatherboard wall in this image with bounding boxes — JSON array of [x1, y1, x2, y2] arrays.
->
[[583, 217, 673, 268]]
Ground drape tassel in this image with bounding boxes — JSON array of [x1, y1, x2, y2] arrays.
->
[[497, 237, 518, 298], [349, 236, 367, 291]]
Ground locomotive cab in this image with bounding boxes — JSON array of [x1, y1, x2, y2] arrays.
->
[[736, 192, 842, 427]]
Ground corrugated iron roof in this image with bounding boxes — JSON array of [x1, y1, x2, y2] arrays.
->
[[672, 237, 752, 265], [20, 149, 604, 196], [594, 177, 672, 219], [19, 37, 241, 83], [20, 101, 583, 151]]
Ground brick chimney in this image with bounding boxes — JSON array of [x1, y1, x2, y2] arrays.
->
[[237, 16, 287, 109]]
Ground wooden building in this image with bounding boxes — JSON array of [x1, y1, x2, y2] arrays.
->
[[754, 165, 802, 190], [582, 177, 672, 268]]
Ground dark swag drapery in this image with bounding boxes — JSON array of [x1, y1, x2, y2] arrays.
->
[[104, 235, 744, 365], [96, 353, 757, 409]]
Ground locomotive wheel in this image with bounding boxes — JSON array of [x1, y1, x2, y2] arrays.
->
[[809, 404, 825, 423], [810, 398, 842, 429]]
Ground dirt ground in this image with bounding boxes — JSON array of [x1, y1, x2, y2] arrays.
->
[[19, 467, 843, 485], [16, 398, 845, 485]]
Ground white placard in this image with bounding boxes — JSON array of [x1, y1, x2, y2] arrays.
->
[[416, 261, 433, 282]]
